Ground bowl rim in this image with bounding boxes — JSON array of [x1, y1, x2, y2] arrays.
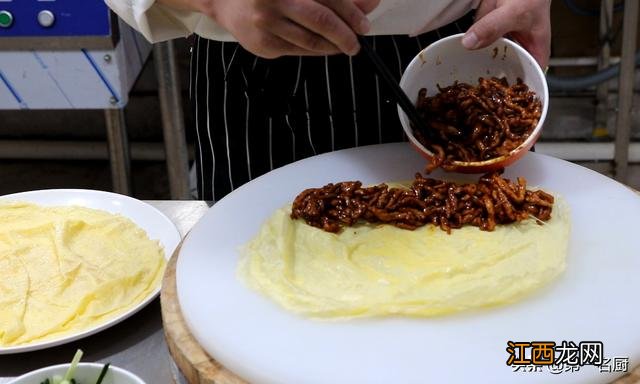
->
[[398, 33, 549, 169], [8, 362, 146, 384]]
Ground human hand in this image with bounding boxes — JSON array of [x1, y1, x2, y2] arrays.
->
[[461, 0, 551, 68], [188, 0, 380, 58]]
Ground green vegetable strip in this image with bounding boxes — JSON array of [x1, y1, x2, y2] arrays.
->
[[95, 363, 110, 384], [62, 349, 83, 382]]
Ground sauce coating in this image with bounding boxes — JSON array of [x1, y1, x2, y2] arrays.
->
[[414, 77, 542, 172], [291, 172, 553, 234]]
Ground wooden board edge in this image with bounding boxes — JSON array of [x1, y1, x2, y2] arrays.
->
[[161, 243, 247, 384]]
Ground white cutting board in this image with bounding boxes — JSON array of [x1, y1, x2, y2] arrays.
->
[[176, 143, 640, 384]]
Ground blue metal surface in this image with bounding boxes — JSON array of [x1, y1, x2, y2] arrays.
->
[[0, 0, 110, 37]]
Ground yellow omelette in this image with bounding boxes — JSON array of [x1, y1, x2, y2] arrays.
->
[[239, 192, 570, 319], [0, 202, 166, 347]]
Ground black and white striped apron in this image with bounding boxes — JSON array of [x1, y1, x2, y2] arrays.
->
[[189, 12, 475, 201]]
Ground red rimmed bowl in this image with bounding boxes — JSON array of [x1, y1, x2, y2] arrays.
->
[[398, 33, 549, 173]]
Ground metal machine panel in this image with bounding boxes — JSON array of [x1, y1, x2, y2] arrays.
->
[[0, 0, 117, 49], [0, 19, 151, 109], [0, 0, 111, 37]]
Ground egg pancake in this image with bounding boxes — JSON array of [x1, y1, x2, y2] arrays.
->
[[0, 202, 166, 346], [239, 194, 570, 319]]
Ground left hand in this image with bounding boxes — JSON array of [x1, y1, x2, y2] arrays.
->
[[462, 0, 551, 68]]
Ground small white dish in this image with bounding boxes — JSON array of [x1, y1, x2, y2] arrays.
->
[[8, 362, 145, 384], [0, 189, 181, 354]]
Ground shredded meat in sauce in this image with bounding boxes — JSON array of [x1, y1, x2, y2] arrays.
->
[[291, 172, 553, 234], [414, 77, 542, 172]]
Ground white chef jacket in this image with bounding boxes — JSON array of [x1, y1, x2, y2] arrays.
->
[[105, 0, 480, 43]]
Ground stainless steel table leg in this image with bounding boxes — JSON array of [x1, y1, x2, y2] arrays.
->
[[154, 41, 191, 200], [614, 0, 639, 183], [104, 108, 132, 195], [594, 0, 614, 138]]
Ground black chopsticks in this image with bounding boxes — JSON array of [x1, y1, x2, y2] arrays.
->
[[357, 35, 430, 134]]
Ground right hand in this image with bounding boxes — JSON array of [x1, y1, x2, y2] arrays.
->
[[462, 0, 551, 68], [192, 0, 380, 58]]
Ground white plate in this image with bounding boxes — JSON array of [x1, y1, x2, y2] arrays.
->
[[177, 143, 640, 384], [0, 189, 181, 354]]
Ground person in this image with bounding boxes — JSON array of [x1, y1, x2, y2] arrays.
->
[[106, 0, 551, 201]]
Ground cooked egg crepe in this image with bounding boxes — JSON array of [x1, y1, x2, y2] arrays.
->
[[0, 202, 166, 346], [239, 193, 570, 319]]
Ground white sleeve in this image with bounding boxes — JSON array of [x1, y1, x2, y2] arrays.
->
[[104, 0, 234, 42], [368, 0, 481, 36], [105, 0, 479, 43]]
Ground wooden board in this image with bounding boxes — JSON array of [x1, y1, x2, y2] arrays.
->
[[161, 235, 640, 384]]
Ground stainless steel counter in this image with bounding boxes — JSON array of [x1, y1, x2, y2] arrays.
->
[[0, 200, 210, 384]]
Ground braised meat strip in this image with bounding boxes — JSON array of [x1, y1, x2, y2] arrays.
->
[[414, 77, 542, 172], [291, 172, 553, 234]]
